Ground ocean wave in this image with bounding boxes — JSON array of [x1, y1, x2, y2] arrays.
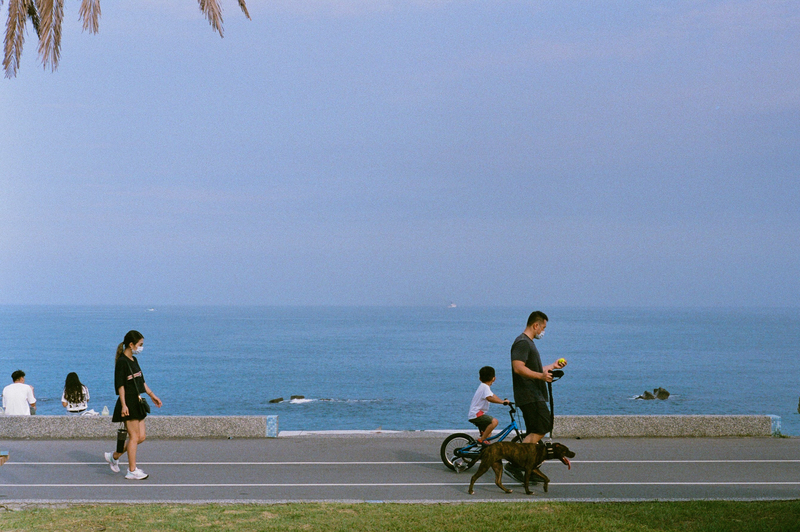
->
[[289, 398, 313, 404], [628, 395, 677, 400], [278, 398, 381, 405]]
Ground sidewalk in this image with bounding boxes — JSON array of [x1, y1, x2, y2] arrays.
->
[[1, 434, 798, 503]]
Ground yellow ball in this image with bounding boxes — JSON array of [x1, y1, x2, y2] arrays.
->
[[557, 358, 567, 365]]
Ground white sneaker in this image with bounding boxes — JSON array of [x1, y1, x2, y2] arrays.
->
[[125, 468, 149, 480], [104, 452, 120, 473]]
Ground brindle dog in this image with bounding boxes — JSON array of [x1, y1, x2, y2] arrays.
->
[[468, 442, 575, 495]]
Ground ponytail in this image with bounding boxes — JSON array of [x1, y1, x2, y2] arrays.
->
[[116, 330, 144, 361]]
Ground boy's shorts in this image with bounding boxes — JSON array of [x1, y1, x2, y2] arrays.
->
[[519, 401, 552, 437], [468, 414, 495, 433]]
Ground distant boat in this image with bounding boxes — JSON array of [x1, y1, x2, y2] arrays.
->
[[146, 308, 156, 312], [447, 302, 457, 309]]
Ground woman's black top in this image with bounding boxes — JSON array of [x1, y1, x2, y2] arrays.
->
[[114, 355, 145, 396], [112, 355, 148, 422]]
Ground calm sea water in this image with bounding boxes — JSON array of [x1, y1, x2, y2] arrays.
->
[[1, 306, 798, 435]]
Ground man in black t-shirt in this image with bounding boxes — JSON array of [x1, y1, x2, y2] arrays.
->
[[506, 311, 566, 483], [510, 311, 566, 444]]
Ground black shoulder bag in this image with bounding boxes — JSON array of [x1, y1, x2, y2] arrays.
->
[[125, 358, 151, 414]]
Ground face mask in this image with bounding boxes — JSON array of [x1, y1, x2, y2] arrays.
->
[[134, 346, 143, 354], [534, 331, 545, 340]]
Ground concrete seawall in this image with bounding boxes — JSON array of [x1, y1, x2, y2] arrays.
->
[[0, 416, 271, 439], [0, 414, 782, 439], [553, 415, 782, 438]]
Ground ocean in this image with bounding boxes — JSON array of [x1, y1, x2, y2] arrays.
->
[[1, 306, 798, 435]]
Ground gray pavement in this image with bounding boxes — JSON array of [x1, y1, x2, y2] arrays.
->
[[1, 434, 799, 503]]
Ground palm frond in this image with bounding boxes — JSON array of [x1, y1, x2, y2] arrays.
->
[[36, 0, 64, 71], [25, 0, 40, 38], [78, 0, 101, 34], [198, 0, 224, 37], [3, 0, 27, 78], [238, 0, 250, 20]]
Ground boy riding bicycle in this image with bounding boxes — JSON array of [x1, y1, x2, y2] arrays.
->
[[468, 366, 509, 444]]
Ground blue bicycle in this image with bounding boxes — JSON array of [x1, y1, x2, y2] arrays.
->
[[440, 402, 525, 472], [440, 369, 565, 472]]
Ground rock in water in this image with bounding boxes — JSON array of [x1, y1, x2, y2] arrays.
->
[[654, 387, 670, 400], [269, 397, 283, 403], [290, 395, 305, 400], [636, 390, 655, 400]]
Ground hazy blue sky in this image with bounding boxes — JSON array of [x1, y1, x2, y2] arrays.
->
[[1, 0, 798, 306]]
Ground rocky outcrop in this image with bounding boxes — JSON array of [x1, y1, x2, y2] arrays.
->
[[636, 388, 670, 400], [270, 395, 306, 403]]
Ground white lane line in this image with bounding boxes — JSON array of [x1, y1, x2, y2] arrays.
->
[[3, 482, 800, 488], [5, 459, 800, 466], [0, 483, 487, 488], [1, 461, 439, 466], [574, 460, 800, 464], [559, 482, 800, 486]]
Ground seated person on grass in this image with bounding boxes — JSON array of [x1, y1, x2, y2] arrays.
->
[[467, 366, 509, 444]]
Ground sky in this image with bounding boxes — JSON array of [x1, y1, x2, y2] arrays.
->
[[1, 0, 798, 307]]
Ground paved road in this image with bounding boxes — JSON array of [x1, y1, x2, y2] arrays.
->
[[1, 434, 799, 503]]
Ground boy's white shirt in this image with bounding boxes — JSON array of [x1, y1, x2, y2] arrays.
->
[[468, 382, 493, 420]]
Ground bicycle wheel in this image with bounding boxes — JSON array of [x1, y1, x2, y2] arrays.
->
[[440, 433, 478, 471]]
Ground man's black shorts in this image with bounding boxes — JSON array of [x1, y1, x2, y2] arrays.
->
[[518, 401, 552, 437]]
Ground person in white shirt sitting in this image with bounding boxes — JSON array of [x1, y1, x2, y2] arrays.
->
[[2, 370, 36, 416], [62, 372, 90, 414]]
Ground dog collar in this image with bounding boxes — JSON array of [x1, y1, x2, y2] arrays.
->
[[544, 442, 556, 460]]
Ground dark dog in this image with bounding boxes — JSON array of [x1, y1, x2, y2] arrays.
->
[[468, 442, 574, 495]]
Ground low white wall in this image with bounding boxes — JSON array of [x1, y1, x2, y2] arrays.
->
[[552, 415, 781, 437], [0, 415, 273, 439], [0, 414, 781, 439]]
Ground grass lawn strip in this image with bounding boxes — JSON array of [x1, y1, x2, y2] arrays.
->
[[1, 501, 799, 531]]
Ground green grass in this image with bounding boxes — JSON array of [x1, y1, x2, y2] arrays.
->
[[1, 501, 800, 532]]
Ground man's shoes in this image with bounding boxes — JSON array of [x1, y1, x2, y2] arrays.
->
[[504, 463, 526, 483], [104, 452, 120, 473], [504, 463, 540, 484], [125, 468, 149, 480]]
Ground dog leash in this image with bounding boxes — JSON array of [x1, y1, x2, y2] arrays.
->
[[543, 380, 557, 459], [546, 369, 564, 447], [548, 380, 555, 439]]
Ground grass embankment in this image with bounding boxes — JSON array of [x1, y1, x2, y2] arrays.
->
[[1, 501, 800, 532]]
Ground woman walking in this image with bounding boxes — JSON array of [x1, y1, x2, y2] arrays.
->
[[61, 372, 90, 414], [104, 330, 162, 480]]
